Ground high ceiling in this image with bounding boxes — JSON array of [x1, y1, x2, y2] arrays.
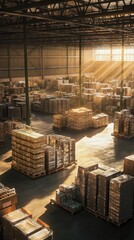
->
[[0, 0, 134, 46]]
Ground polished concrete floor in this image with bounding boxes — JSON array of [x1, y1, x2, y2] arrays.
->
[[0, 113, 134, 240]]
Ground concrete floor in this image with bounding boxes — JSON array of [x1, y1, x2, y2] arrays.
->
[[0, 113, 134, 240]]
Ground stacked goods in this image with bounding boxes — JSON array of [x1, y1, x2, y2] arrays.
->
[[55, 91, 63, 98], [16, 102, 26, 119], [53, 114, 67, 129], [123, 155, 134, 176], [55, 184, 82, 214], [0, 183, 17, 218], [31, 101, 41, 112], [100, 88, 113, 94], [48, 98, 70, 114], [9, 87, 24, 95], [12, 128, 46, 178], [4, 120, 17, 135], [0, 84, 4, 102], [0, 122, 5, 143], [0, 103, 8, 119], [83, 88, 96, 94], [83, 82, 101, 91], [8, 106, 21, 120], [58, 83, 76, 93], [116, 87, 132, 96], [87, 168, 106, 212], [108, 174, 134, 225], [44, 134, 76, 170], [76, 162, 98, 205], [45, 146, 56, 173], [93, 94, 106, 112], [97, 169, 121, 217], [92, 113, 109, 128], [40, 97, 54, 113], [2, 208, 31, 240], [67, 107, 93, 131], [113, 110, 134, 138]]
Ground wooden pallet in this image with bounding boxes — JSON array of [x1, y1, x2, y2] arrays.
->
[[12, 165, 46, 179], [50, 198, 77, 215]]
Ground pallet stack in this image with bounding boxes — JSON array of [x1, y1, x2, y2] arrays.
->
[[0, 183, 17, 218], [87, 168, 105, 212], [53, 114, 67, 129], [97, 169, 121, 217], [44, 135, 76, 174], [12, 128, 46, 178], [0, 84, 4, 102], [123, 155, 134, 176], [16, 102, 26, 119], [108, 174, 134, 225], [92, 113, 109, 128], [9, 87, 24, 95], [67, 107, 93, 131], [2, 208, 53, 240], [8, 106, 21, 120], [54, 184, 82, 214], [76, 162, 98, 205]]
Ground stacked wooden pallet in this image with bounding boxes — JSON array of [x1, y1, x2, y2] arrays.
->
[[58, 83, 76, 93], [53, 114, 67, 129], [87, 168, 105, 212], [93, 94, 106, 112], [0, 183, 17, 218], [92, 113, 109, 128], [123, 155, 134, 176], [4, 120, 16, 135], [76, 162, 98, 205], [97, 169, 121, 217], [108, 174, 134, 225], [67, 107, 93, 131], [2, 208, 53, 240], [40, 97, 70, 114], [12, 128, 46, 178], [44, 135, 76, 174]]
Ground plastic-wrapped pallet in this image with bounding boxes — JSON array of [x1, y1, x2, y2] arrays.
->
[[108, 174, 134, 225], [87, 168, 106, 212], [12, 128, 46, 178], [97, 168, 121, 217], [2, 208, 32, 240], [76, 162, 98, 205], [123, 155, 134, 176]]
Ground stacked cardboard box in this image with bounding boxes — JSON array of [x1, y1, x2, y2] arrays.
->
[[123, 155, 134, 176], [76, 162, 98, 205], [109, 174, 134, 225], [0, 183, 17, 218], [4, 120, 16, 135], [87, 168, 105, 212], [67, 107, 93, 131], [53, 114, 67, 129], [97, 169, 121, 217], [12, 128, 46, 178], [28, 228, 53, 240], [92, 113, 109, 128]]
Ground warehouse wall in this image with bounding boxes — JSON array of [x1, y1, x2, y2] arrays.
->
[[0, 45, 133, 82]]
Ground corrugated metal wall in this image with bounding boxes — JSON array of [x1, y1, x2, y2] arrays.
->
[[0, 45, 80, 80]]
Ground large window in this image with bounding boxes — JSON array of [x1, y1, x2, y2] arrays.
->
[[94, 47, 134, 61]]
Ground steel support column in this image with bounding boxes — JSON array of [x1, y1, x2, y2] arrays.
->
[[23, 21, 30, 125], [120, 35, 124, 111], [79, 37, 82, 104], [7, 44, 11, 82], [40, 45, 44, 79]]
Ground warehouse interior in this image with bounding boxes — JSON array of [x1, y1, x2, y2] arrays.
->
[[0, 1, 134, 240]]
